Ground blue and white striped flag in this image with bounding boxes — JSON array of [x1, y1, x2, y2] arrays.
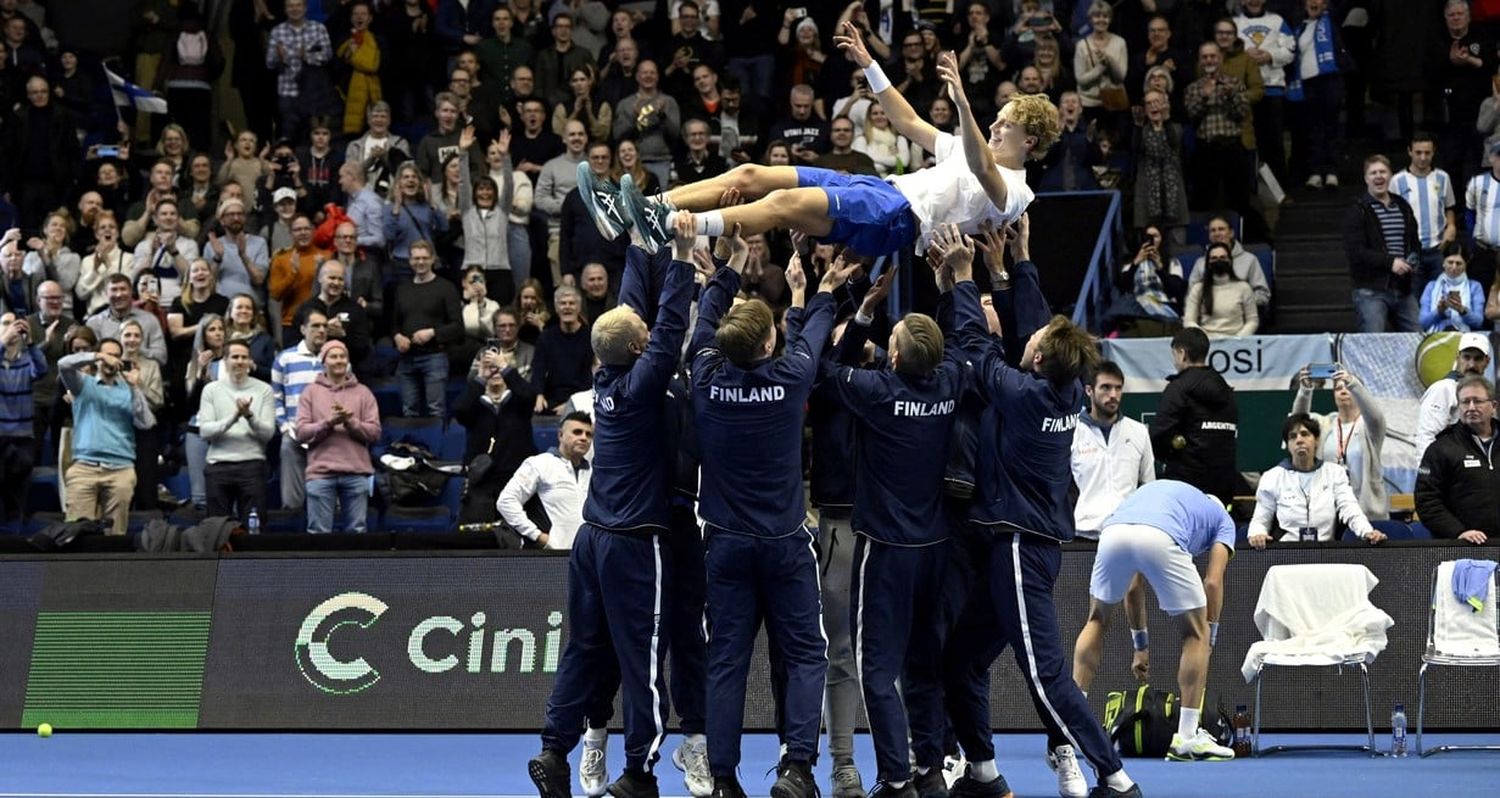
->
[[104, 65, 168, 114]]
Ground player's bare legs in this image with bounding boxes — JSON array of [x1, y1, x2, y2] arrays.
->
[[662, 164, 802, 210], [713, 187, 833, 239], [1175, 608, 1211, 711]]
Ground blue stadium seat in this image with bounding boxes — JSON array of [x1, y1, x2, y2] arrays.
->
[[440, 422, 468, 461], [381, 506, 453, 534], [1235, 522, 1249, 547], [264, 508, 306, 534], [126, 511, 163, 536], [39, 428, 56, 466], [160, 471, 191, 503], [379, 417, 445, 458], [367, 377, 403, 419], [28, 467, 61, 514], [1244, 242, 1276, 294], [531, 417, 560, 453], [1410, 522, 1434, 540], [445, 377, 469, 416], [1344, 520, 1411, 541]]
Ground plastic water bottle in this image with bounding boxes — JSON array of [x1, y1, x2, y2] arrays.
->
[[1232, 705, 1253, 758], [1391, 703, 1408, 757], [247, 508, 261, 536]]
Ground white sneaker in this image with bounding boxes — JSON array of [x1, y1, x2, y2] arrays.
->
[[1045, 745, 1088, 798], [941, 753, 967, 789], [580, 732, 609, 796], [1304, 174, 1323, 189], [1324, 174, 1340, 189], [673, 734, 713, 798], [1166, 729, 1235, 761]]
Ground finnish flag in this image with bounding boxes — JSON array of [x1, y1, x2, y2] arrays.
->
[[104, 65, 168, 114]]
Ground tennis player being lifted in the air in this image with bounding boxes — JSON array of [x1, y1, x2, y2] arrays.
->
[[577, 22, 1060, 258]]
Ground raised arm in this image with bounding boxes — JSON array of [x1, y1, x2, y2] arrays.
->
[[835, 21, 940, 154], [935, 50, 1011, 216]]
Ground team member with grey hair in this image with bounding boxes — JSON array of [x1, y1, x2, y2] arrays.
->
[[531, 283, 593, 414]]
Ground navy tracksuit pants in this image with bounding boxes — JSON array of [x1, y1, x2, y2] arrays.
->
[[941, 528, 1123, 779], [704, 526, 828, 776], [851, 534, 949, 781], [668, 503, 708, 735], [542, 524, 673, 773]]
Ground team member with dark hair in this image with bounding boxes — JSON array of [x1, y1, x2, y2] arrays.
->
[[827, 263, 966, 798], [529, 213, 697, 798], [933, 221, 1142, 798], [1149, 327, 1241, 504], [689, 223, 855, 798]]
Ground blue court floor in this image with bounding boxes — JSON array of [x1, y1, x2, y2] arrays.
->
[[1, 732, 1497, 797]]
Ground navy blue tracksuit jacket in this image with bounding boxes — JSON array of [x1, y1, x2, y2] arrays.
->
[[945, 274, 1125, 780], [691, 267, 835, 775], [540, 249, 693, 774]]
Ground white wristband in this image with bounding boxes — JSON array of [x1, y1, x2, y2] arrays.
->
[[854, 308, 874, 326], [863, 63, 892, 94]]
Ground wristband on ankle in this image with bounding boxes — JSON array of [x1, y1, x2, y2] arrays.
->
[[1131, 629, 1149, 651], [863, 63, 892, 94]]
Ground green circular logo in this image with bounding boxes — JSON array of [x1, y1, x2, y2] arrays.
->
[[1415, 332, 1462, 389]]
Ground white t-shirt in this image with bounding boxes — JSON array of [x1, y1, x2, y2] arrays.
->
[[888, 131, 1032, 250]]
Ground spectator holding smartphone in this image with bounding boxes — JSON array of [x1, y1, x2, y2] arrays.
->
[[1421, 242, 1486, 332]]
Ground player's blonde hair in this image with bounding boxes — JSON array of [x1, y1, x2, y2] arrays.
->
[[1005, 93, 1062, 161], [591, 306, 646, 366], [1036, 314, 1101, 387], [893, 313, 944, 375]]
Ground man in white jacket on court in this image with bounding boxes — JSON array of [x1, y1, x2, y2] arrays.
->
[[1071, 360, 1154, 539]]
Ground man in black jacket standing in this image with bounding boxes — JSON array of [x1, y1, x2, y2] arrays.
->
[[1150, 328, 1241, 505], [1342, 154, 1420, 333], [1416, 374, 1500, 545]]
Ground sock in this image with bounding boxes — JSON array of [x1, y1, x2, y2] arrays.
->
[[1178, 707, 1201, 740], [1105, 771, 1136, 792], [916, 766, 930, 776], [697, 210, 725, 236], [584, 727, 607, 743], [969, 759, 998, 782], [889, 781, 908, 789]]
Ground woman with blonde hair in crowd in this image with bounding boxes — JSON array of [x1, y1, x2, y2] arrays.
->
[[1291, 364, 1388, 520], [120, 317, 166, 510], [854, 101, 918, 177], [224, 293, 275, 382], [616, 138, 660, 195], [516, 277, 550, 345], [183, 313, 226, 509], [75, 212, 133, 315], [23, 209, 81, 296]]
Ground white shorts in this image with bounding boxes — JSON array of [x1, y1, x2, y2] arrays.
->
[[1090, 523, 1207, 615]]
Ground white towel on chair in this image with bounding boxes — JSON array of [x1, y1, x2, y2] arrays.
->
[[1241, 564, 1394, 682], [1433, 560, 1500, 658]]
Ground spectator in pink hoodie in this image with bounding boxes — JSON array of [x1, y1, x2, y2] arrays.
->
[[295, 339, 381, 533]]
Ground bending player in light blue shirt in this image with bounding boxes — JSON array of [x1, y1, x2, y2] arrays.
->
[[1071, 479, 1237, 761]]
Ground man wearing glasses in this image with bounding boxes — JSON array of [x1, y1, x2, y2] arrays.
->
[[1416, 374, 1500, 545]]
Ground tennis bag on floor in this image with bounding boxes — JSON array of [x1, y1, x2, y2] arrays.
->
[[1104, 685, 1235, 757], [1104, 686, 1177, 757]]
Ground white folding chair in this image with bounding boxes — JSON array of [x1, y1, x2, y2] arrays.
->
[[1243, 564, 1392, 756], [1416, 559, 1500, 757]]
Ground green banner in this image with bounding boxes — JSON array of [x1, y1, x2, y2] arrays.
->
[[23, 611, 211, 729]]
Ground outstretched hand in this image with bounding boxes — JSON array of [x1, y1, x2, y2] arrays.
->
[[935, 51, 970, 110], [860, 262, 896, 316], [722, 222, 749, 273], [930, 223, 975, 280], [834, 21, 874, 68], [971, 220, 1008, 275], [786, 252, 807, 294], [672, 210, 697, 262], [691, 248, 716, 284], [819, 254, 859, 293]]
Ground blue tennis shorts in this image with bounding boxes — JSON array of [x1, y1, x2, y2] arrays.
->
[[794, 167, 916, 256]]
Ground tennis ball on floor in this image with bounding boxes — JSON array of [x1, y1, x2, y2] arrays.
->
[[37, 722, 52, 738]]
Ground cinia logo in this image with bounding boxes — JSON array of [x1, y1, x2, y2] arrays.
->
[[295, 591, 565, 695]]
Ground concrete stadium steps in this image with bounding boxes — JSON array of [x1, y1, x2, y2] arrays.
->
[[1270, 187, 1359, 334]]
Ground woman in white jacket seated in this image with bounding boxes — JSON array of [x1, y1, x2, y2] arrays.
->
[[1248, 413, 1387, 548]]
